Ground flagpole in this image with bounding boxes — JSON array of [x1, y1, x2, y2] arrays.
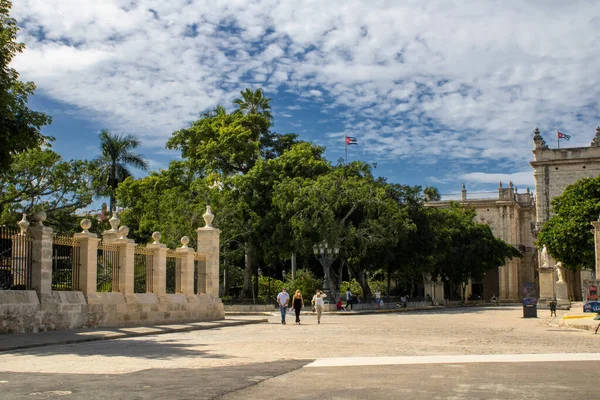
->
[[345, 138, 347, 165], [557, 131, 560, 149]]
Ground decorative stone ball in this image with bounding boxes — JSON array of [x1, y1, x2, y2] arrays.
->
[[181, 236, 190, 248], [118, 225, 129, 239], [80, 218, 92, 233], [34, 210, 47, 225], [152, 231, 161, 244]]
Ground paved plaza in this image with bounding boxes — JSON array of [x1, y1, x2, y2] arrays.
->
[[0, 306, 598, 399]]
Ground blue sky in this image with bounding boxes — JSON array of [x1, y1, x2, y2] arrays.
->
[[12, 0, 600, 206]]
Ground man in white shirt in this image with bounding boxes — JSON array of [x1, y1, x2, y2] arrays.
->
[[346, 289, 353, 311], [277, 288, 290, 325]]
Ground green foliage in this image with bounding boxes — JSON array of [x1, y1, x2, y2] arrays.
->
[[340, 279, 363, 298], [0, 0, 52, 173], [257, 276, 284, 304], [538, 176, 600, 270], [233, 88, 272, 120], [0, 148, 95, 232], [368, 279, 388, 296]]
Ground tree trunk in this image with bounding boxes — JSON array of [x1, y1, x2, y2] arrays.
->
[[240, 245, 253, 299], [354, 269, 372, 299]]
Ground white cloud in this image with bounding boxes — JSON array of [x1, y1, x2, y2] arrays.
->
[[10, 0, 600, 183], [460, 171, 535, 189]]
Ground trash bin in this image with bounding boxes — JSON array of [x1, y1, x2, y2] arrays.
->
[[523, 304, 537, 318]]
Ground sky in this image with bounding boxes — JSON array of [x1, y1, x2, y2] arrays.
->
[[12, 0, 600, 203]]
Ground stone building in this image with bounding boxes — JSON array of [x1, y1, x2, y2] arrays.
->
[[426, 182, 536, 302], [530, 127, 600, 303]]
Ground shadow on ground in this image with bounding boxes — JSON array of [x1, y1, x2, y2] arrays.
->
[[0, 360, 311, 400], [12, 336, 231, 360]]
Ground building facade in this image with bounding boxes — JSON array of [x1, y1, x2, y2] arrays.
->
[[426, 183, 536, 302]]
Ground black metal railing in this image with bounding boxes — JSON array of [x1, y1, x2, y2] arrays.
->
[[166, 251, 181, 294], [0, 226, 33, 290], [97, 242, 119, 292], [134, 246, 154, 293], [52, 235, 80, 291]]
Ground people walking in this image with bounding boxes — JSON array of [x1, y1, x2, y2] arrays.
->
[[292, 290, 304, 325], [375, 290, 381, 309], [345, 288, 353, 311], [312, 289, 327, 324], [277, 288, 290, 325]]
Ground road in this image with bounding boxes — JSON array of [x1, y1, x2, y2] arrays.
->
[[0, 306, 598, 399]]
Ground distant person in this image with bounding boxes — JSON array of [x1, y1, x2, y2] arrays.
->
[[375, 290, 381, 309], [336, 299, 344, 311], [490, 294, 498, 305], [277, 288, 290, 325], [549, 298, 557, 317], [292, 290, 305, 325], [346, 289, 353, 311], [312, 289, 327, 324]]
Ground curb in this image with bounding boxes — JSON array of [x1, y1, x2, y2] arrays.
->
[[0, 318, 269, 353]]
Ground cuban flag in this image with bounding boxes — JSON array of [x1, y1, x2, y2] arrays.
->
[[557, 131, 571, 141], [345, 136, 358, 145]]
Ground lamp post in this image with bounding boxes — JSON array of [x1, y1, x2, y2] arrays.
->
[[312, 240, 340, 300]]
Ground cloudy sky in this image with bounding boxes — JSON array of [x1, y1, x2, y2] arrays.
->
[[12, 0, 600, 200]]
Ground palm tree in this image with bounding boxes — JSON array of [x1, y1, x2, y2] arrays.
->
[[95, 129, 149, 213], [233, 88, 272, 119]]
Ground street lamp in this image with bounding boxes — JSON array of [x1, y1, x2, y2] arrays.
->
[[312, 240, 340, 300]]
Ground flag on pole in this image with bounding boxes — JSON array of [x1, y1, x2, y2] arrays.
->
[[345, 136, 358, 145], [557, 131, 570, 141]]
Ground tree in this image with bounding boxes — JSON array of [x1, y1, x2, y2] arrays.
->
[[233, 88, 272, 120], [0, 147, 95, 232], [538, 176, 600, 270], [423, 186, 441, 201], [94, 129, 149, 213], [0, 0, 52, 173], [432, 204, 522, 300]]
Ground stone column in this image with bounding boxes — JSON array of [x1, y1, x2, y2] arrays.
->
[[116, 226, 135, 294], [433, 276, 444, 305], [30, 211, 53, 296], [176, 236, 195, 296], [423, 274, 433, 303], [148, 232, 167, 295], [74, 219, 99, 296], [591, 217, 600, 279], [197, 206, 220, 297]]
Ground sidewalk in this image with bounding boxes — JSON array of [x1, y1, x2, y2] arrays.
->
[[557, 302, 600, 332], [0, 317, 268, 353]]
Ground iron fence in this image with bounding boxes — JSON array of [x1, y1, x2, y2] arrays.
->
[[134, 246, 154, 293], [166, 251, 182, 294], [0, 227, 32, 290], [52, 235, 80, 291], [97, 242, 119, 292]]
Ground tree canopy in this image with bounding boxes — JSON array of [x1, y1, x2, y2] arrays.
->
[[538, 176, 600, 270], [0, 0, 52, 173]]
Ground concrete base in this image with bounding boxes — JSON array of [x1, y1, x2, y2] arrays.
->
[[0, 290, 224, 334], [554, 282, 571, 310]]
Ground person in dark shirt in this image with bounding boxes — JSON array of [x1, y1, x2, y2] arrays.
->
[[292, 290, 305, 325]]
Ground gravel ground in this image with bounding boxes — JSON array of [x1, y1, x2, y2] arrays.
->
[[0, 306, 597, 375]]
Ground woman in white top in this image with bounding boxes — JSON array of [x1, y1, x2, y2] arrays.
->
[[311, 289, 327, 324]]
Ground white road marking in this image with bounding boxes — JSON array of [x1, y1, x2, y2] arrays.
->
[[305, 353, 600, 368]]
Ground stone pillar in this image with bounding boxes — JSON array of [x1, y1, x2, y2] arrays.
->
[[433, 275, 444, 305], [74, 219, 99, 296], [148, 232, 167, 295], [30, 211, 53, 296], [554, 262, 570, 309], [423, 274, 433, 303], [197, 206, 220, 297], [116, 226, 135, 294], [591, 217, 600, 279], [176, 236, 195, 296], [498, 265, 508, 300], [196, 256, 207, 294]]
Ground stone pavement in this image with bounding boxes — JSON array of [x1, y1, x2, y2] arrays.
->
[[0, 318, 268, 353], [557, 301, 600, 332]]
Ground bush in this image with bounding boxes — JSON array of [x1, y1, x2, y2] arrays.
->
[[284, 268, 323, 300], [369, 279, 387, 296], [340, 279, 363, 297]]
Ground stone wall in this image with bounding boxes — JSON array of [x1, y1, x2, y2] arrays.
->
[[0, 290, 224, 334]]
